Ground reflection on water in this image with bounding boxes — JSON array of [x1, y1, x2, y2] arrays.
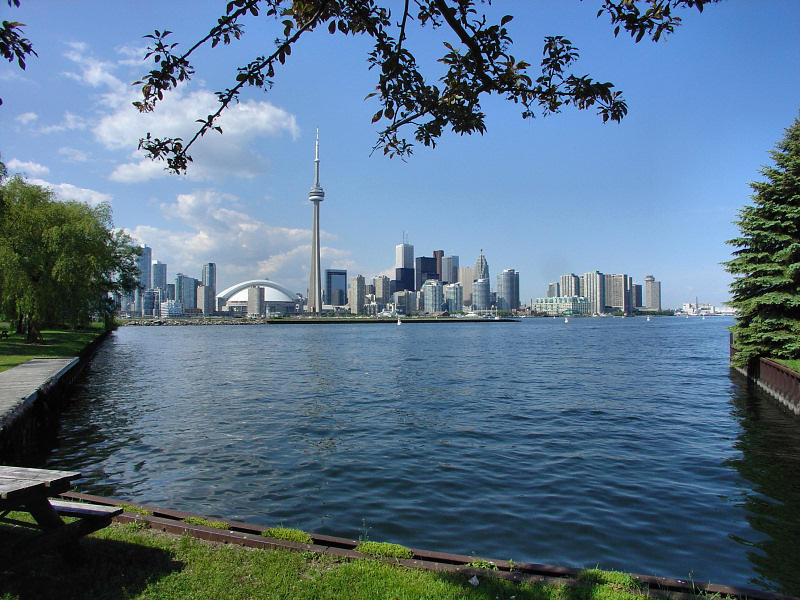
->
[[40, 317, 800, 595]]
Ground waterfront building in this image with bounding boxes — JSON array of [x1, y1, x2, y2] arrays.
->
[[133, 245, 152, 316], [604, 273, 632, 313], [175, 273, 199, 310], [632, 283, 643, 309], [415, 256, 438, 291], [247, 286, 264, 317], [444, 282, 463, 313], [160, 299, 183, 317], [497, 269, 520, 311], [325, 269, 347, 306], [421, 279, 444, 313], [197, 284, 216, 316], [472, 278, 490, 311], [547, 282, 560, 298], [560, 273, 580, 297], [217, 279, 301, 315], [473, 250, 489, 281], [458, 266, 473, 306], [374, 275, 391, 304], [151, 260, 167, 292], [392, 289, 414, 315], [349, 274, 365, 314], [441, 255, 459, 284], [645, 275, 662, 311], [582, 270, 605, 315], [201, 262, 216, 289], [532, 296, 590, 316], [142, 289, 157, 317], [307, 130, 325, 313]]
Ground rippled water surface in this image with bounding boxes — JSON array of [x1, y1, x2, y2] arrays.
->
[[43, 317, 800, 594]]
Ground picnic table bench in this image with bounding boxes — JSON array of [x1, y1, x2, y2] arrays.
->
[[0, 466, 122, 562]]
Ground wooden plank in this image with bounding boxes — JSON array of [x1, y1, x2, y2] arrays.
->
[[0, 466, 81, 484], [0, 478, 45, 501], [49, 499, 123, 518]]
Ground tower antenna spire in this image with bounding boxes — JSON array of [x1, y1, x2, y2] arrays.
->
[[314, 127, 321, 187]]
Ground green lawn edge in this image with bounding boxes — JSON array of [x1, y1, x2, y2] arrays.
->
[[0, 322, 109, 373]]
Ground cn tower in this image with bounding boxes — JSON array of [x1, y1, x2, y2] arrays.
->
[[307, 129, 324, 313]]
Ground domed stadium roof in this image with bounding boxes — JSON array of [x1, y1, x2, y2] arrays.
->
[[217, 280, 298, 303]]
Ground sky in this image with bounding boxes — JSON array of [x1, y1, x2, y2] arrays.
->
[[2, 1, 799, 308]]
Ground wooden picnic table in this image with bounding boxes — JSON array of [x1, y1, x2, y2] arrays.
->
[[0, 466, 122, 563]]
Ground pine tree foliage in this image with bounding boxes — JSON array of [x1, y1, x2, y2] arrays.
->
[[726, 116, 800, 367]]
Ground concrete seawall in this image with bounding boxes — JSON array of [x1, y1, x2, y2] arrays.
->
[[0, 330, 110, 464]]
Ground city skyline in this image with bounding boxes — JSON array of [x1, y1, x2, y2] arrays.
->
[[3, 2, 799, 307]]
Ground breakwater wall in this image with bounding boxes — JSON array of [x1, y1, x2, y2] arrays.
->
[[0, 330, 110, 464], [731, 336, 800, 416]]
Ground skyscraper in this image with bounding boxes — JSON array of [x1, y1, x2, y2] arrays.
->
[[604, 273, 631, 313], [444, 282, 463, 313], [559, 273, 580, 297], [422, 279, 444, 313], [582, 270, 605, 315], [472, 278, 490, 311], [307, 130, 325, 313], [497, 268, 520, 311], [394, 241, 415, 292], [151, 260, 167, 292], [133, 245, 152, 316], [473, 250, 489, 281], [645, 275, 662, 311], [433, 250, 444, 279], [415, 256, 438, 291], [374, 275, 391, 304], [349, 274, 365, 314], [202, 263, 216, 288], [325, 269, 347, 306], [547, 282, 560, 298], [441, 255, 459, 284], [458, 266, 473, 306]]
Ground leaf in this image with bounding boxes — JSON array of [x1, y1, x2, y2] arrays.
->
[[328, 20, 336, 34], [500, 15, 513, 26], [371, 109, 383, 123]]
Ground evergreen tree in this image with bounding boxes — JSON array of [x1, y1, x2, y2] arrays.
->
[[725, 116, 800, 367]]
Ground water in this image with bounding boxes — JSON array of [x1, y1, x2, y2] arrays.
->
[[42, 317, 800, 595]]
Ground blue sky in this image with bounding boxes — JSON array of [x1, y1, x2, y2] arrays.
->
[[2, 1, 799, 308]]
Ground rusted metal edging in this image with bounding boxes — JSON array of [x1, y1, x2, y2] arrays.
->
[[60, 492, 796, 600]]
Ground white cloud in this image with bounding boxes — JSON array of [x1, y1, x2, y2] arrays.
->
[[58, 147, 90, 162], [39, 111, 88, 134], [27, 177, 112, 207], [62, 41, 127, 107], [7, 159, 50, 177], [127, 189, 348, 294], [98, 88, 298, 182], [16, 112, 38, 125]]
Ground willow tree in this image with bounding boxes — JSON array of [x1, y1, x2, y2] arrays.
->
[[0, 177, 141, 341], [133, 0, 717, 174], [725, 116, 800, 367]]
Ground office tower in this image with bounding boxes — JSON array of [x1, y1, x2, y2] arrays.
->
[[202, 263, 216, 288], [458, 266, 473, 306], [247, 286, 264, 317], [441, 255, 459, 284], [197, 285, 215, 315], [421, 279, 444, 313], [560, 273, 580, 297], [497, 269, 520, 311], [142, 289, 157, 317], [472, 278, 490, 311], [349, 274, 365, 314], [444, 282, 464, 313], [632, 283, 643, 308], [582, 270, 605, 315], [547, 282, 560, 298], [604, 273, 631, 313], [136, 245, 152, 291], [325, 269, 347, 305], [166, 283, 175, 301], [395, 242, 414, 269], [392, 290, 413, 315], [374, 275, 391, 304], [473, 250, 489, 281], [307, 130, 325, 313], [415, 256, 438, 291], [433, 250, 444, 279], [175, 273, 199, 310], [151, 260, 167, 291], [645, 275, 662, 311]]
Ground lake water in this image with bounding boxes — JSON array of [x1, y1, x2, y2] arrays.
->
[[42, 317, 800, 595]]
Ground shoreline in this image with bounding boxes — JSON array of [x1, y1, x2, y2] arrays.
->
[[121, 317, 520, 325]]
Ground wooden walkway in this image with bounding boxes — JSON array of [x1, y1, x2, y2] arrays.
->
[[0, 358, 78, 425]]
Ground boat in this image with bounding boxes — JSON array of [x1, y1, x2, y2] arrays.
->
[[564, 317, 569, 323], [397, 317, 402, 326], [647, 316, 651, 322]]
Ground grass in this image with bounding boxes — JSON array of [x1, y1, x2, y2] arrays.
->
[[354, 540, 414, 559], [261, 526, 313, 544], [0, 321, 109, 373], [0, 518, 658, 600], [181, 517, 228, 529], [774, 358, 800, 373]]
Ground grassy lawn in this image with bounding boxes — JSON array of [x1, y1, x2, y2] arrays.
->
[[0, 322, 108, 373], [0, 519, 651, 600], [774, 358, 800, 374]]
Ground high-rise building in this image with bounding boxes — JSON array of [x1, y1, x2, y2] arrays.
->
[[604, 273, 631, 313], [473, 250, 489, 281], [307, 130, 325, 313], [645, 275, 662, 311], [547, 282, 560, 298], [151, 260, 167, 292], [472, 278, 490, 311], [559, 273, 580, 297], [497, 269, 520, 311], [136, 245, 152, 292], [175, 273, 199, 310], [395, 242, 414, 269], [247, 285, 264, 317], [415, 256, 438, 291], [421, 279, 444, 313], [374, 275, 391, 304], [444, 282, 464, 313], [197, 284, 216, 315], [582, 270, 605, 315], [458, 266, 473, 306], [394, 267, 415, 292], [201, 263, 216, 288], [325, 269, 347, 306], [433, 250, 444, 279], [441, 255, 459, 284], [349, 274, 365, 314], [631, 283, 643, 308]]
